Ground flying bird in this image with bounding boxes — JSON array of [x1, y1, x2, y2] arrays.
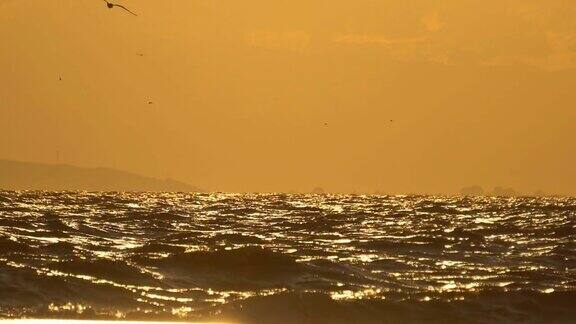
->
[[102, 0, 137, 16]]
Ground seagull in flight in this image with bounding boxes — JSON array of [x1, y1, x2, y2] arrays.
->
[[102, 0, 137, 16]]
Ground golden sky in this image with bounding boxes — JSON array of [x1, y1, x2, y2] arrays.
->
[[1, 0, 575, 194]]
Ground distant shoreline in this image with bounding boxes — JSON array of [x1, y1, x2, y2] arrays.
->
[[0, 160, 201, 192]]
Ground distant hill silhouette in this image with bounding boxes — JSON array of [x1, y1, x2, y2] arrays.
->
[[312, 187, 325, 194], [0, 160, 201, 192]]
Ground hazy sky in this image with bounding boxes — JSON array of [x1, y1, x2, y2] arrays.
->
[[1, 0, 576, 194]]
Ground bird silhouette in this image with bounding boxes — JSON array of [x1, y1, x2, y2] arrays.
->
[[102, 0, 137, 16]]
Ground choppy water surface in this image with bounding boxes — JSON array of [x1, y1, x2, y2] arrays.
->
[[0, 192, 574, 323]]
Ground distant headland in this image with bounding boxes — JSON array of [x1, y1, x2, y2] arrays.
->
[[0, 160, 201, 192], [459, 185, 549, 198]]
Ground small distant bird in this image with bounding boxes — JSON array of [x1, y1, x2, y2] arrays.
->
[[390, 119, 394, 122], [58, 77, 62, 81], [102, 0, 137, 16], [136, 53, 145, 57], [148, 101, 154, 105], [324, 122, 328, 126]]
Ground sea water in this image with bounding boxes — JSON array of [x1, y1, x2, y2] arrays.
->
[[0, 192, 574, 323]]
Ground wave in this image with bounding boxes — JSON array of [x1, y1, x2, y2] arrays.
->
[[0, 192, 574, 322]]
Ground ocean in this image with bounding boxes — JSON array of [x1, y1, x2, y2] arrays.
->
[[0, 192, 574, 323]]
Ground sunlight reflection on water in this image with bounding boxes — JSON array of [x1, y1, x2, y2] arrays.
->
[[0, 192, 574, 321]]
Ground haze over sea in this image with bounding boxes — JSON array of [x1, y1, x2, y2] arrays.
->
[[0, 191, 574, 323]]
